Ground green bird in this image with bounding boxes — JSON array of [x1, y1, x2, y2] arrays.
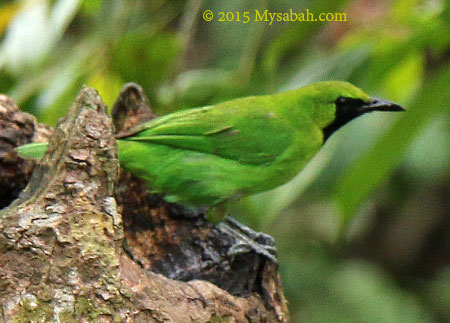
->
[[17, 81, 404, 209]]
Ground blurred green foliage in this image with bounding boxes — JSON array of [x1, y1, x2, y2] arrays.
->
[[1, 0, 449, 322]]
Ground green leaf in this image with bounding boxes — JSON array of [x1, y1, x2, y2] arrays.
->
[[335, 63, 450, 228]]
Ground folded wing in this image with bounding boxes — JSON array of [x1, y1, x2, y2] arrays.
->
[[121, 102, 295, 165]]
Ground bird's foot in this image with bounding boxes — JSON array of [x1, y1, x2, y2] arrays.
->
[[217, 217, 278, 264]]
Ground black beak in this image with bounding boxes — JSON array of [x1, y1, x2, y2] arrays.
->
[[323, 96, 405, 143], [360, 98, 405, 113]]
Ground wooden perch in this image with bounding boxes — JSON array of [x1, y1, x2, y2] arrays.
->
[[0, 95, 53, 208], [0, 85, 288, 322]]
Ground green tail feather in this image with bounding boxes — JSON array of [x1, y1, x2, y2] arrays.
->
[[16, 142, 49, 160]]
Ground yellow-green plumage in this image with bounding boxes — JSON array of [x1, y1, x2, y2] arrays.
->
[[16, 81, 403, 208]]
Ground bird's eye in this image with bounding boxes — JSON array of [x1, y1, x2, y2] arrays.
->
[[336, 96, 348, 105], [335, 96, 351, 114]]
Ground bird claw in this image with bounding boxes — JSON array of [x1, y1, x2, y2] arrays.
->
[[217, 216, 278, 264]]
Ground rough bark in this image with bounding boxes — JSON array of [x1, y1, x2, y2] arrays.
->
[[0, 85, 288, 322], [0, 95, 53, 208]]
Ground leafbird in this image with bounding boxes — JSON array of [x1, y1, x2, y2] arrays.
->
[[17, 81, 404, 210]]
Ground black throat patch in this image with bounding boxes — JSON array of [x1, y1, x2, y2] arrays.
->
[[322, 96, 366, 142]]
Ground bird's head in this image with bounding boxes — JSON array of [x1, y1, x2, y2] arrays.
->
[[303, 81, 404, 142]]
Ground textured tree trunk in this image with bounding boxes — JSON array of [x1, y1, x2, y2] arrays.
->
[[0, 85, 288, 322]]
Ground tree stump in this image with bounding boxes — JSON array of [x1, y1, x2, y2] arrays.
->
[[0, 85, 288, 322]]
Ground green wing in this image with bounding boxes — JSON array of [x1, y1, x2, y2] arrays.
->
[[121, 99, 296, 165]]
